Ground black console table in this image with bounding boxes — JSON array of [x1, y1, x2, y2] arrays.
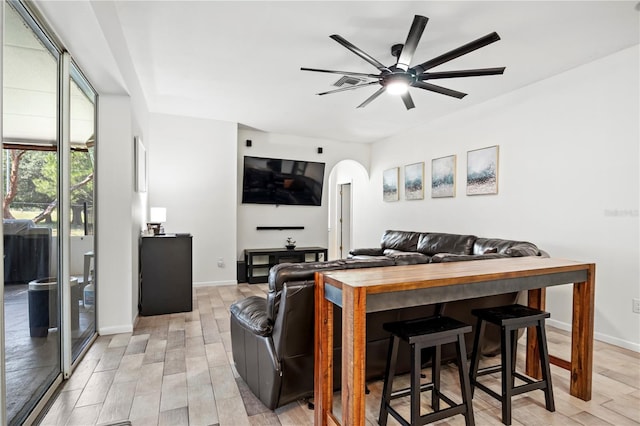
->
[[244, 246, 327, 284], [139, 234, 193, 315]]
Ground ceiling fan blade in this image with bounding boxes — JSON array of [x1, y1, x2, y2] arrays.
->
[[396, 15, 428, 71], [357, 87, 386, 108], [412, 32, 501, 74], [413, 81, 467, 99], [300, 67, 380, 79], [317, 81, 380, 96], [401, 92, 415, 110], [419, 67, 506, 80], [330, 34, 389, 72]]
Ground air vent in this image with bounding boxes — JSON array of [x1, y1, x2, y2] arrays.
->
[[333, 75, 367, 87]]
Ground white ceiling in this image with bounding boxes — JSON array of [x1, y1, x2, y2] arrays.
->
[[36, 1, 640, 144]]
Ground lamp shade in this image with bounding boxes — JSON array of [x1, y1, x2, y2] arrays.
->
[[150, 207, 167, 223]]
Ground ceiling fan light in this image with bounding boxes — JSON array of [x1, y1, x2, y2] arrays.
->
[[386, 81, 409, 95]]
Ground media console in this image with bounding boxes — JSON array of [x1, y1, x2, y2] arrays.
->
[[244, 246, 328, 284]]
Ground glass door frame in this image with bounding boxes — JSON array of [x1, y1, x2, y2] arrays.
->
[[0, 3, 5, 425], [67, 58, 99, 371]]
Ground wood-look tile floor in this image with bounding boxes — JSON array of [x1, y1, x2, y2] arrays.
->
[[40, 284, 640, 426]]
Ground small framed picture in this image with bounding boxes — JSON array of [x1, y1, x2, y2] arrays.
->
[[383, 167, 399, 202], [431, 155, 456, 198], [404, 162, 424, 200], [467, 145, 499, 195]]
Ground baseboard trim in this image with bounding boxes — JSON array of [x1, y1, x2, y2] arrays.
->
[[98, 324, 134, 335], [547, 319, 640, 353], [194, 280, 237, 287]]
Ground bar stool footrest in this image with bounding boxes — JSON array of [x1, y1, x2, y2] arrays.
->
[[475, 364, 502, 377], [421, 404, 469, 425], [390, 382, 435, 401], [512, 380, 550, 396], [474, 382, 502, 401]]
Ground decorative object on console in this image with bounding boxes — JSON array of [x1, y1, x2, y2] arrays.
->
[[404, 162, 424, 200], [147, 207, 167, 235], [432, 154, 456, 198], [285, 237, 296, 250], [467, 145, 499, 195], [383, 167, 399, 202], [301, 14, 505, 110]]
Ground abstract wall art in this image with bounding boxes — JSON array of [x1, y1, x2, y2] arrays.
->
[[431, 155, 456, 198], [467, 145, 499, 195], [383, 167, 399, 201], [404, 162, 424, 200]]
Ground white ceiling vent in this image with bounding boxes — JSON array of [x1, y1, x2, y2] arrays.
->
[[333, 75, 368, 87]]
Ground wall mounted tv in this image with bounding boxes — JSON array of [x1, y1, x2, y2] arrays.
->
[[241, 156, 325, 206]]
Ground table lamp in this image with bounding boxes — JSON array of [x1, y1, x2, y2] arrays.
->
[[148, 207, 167, 235]]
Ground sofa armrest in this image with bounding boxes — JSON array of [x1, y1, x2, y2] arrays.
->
[[229, 296, 273, 337], [349, 247, 384, 256], [505, 243, 540, 257], [230, 304, 281, 409]]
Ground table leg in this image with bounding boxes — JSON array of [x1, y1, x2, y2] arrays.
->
[[570, 264, 595, 401], [342, 285, 367, 426], [315, 273, 334, 426], [526, 288, 545, 379]]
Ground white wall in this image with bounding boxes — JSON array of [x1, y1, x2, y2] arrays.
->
[[96, 95, 135, 334], [354, 46, 639, 351], [237, 129, 369, 261], [148, 113, 238, 286]]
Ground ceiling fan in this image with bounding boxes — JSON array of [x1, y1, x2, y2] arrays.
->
[[301, 15, 505, 110]]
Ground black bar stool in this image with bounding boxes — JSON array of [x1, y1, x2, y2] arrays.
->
[[379, 316, 475, 426], [469, 304, 555, 426]]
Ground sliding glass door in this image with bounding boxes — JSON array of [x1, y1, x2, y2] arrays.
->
[[3, 2, 60, 423], [2, 1, 98, 423], [69, 66, 96, 361]]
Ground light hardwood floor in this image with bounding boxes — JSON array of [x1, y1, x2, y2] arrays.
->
[[40, 284, 640, 425]]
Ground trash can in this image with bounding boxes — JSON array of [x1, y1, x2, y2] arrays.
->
[[28, 277, 79, 337]]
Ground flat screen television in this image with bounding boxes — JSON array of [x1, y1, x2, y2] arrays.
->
[[241, 156, 325, 206]]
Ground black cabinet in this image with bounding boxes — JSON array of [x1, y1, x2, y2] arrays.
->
[[244, 246, 327, 284], [139, 234, 192, 316]]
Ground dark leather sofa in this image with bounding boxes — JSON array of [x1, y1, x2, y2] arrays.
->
[[230, 230, 547, 409]]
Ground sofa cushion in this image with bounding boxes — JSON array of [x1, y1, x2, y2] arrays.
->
[[417, 233, 476, 256], [230, 296, 273, 337], [382, 249, 430, 265], [473, 238, 540, 256], [380, 230, 422, 252]]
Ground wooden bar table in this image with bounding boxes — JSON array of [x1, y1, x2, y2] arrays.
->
[[313, 257, 595, 426]]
